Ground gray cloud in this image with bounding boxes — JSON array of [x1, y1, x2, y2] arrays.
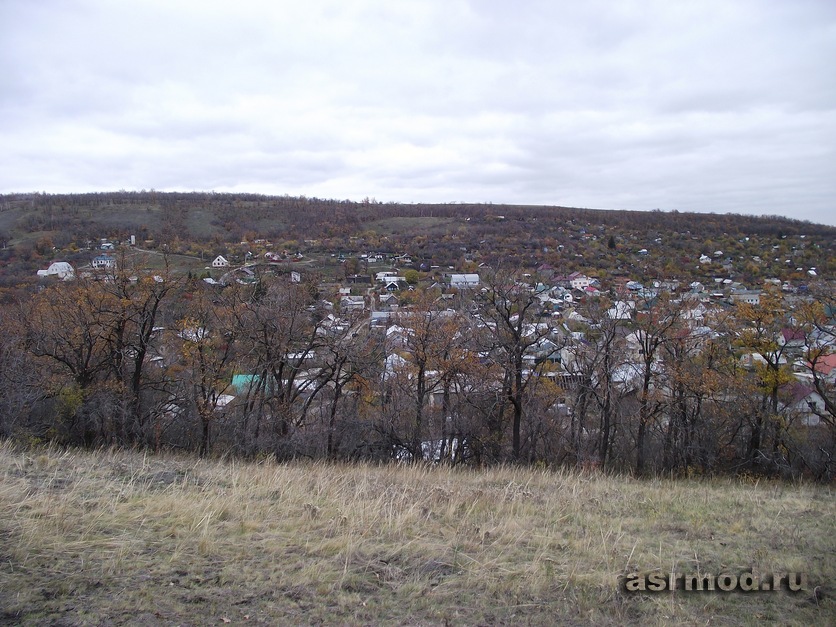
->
[[1, 0, 834, 224]]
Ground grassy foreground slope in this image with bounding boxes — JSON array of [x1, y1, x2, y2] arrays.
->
[[0, 443, 833, 626]]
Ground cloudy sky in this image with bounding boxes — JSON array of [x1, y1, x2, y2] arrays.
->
[[2, 0, 834, 224]]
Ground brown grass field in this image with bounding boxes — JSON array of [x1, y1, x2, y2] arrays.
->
[[0, 441, 833, 626]]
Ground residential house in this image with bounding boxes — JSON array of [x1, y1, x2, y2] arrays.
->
[[231, 374, 262, 394], [523, 336, 562, 366], [730, 290, 761, 306], [393, 438, 466, 463], [739, 352, 787, 370], [449, 273, 480, 289], [552, 274, 571, 289], [378, 293, 399, 311], [682, 303, 707, 326], [212, 255, 229, 268], [536, 264, 555, 280], [607, 300, 635, 321], [376, 271, 398, 283], [779, 328, 806, 351], [807, 353, 836, 383], [651, 280, 680, 292], [383, 352, 408, 381], [551, 287, 573, 304], [37, 261, 75, 280], [370, 311, 392, 327], [568, 272, 591, 291], [340, 295, 366, 311], [781, 383, 827, 427], [384, 278, 408, 292], [92, 254, 116, 269], [385, 325, 410, 349]]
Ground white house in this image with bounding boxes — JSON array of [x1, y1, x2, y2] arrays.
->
[[376, 271, 398, 282], [450, 273, 480, 289], [37, 261, 75, 280], [568, 272, 591, 291], [682, 303, 707, 323], [782, 384, 827, 427], [92, 254, 116, 269], [551, 287, 573, 304], [212, 255, 229, 268], [730, 290, 761, 305], [607, 300, 635, 320]]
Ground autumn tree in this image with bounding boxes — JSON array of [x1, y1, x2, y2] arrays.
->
[[229, 276, 331, 456], [174, 286, 239, 457], [386, 291, 471, 461], [797, 286, 836, 425], [20, 276, 125, 443], [564, 297, 629, 468], [793, 285, 836, 477], [309, 310, 384, 458], [0, 307, 44, 438], [472, 269, 562, 461], [733, 288, 798, 470], [630, 293, 685, 474], [658, 316, 743, 474], [100, 259, 179, 444]]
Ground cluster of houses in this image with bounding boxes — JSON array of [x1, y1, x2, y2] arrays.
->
[[35, 254, 115, 281], [321, 262, 806, 322], [35, 240, 120, 281], [193, 269, 834, 437], [41, 244, 822, 448], [317, 267, 832, 430], [31, 240, 833, 432]]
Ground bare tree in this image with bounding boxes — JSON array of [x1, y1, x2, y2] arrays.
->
[[175, 288, 239, 457], [473, 269, 563, 461]]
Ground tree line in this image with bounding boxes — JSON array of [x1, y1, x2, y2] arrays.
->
[[1, 261, 833, 478]]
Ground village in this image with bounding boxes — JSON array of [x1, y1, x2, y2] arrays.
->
[[25, 232, 836, 474]]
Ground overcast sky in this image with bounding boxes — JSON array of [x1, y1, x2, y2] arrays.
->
[[2, 0, 834, 224]]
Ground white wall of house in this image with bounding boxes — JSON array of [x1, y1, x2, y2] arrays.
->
[[570, 275, 590, 290], [450, 273, 480, 288]]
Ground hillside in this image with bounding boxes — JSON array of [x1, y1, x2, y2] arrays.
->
[[2, 192, 834, 289], [1, 442, 833, 625]]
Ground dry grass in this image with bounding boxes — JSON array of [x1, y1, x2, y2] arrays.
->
[[0, 442, 833, 626]]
